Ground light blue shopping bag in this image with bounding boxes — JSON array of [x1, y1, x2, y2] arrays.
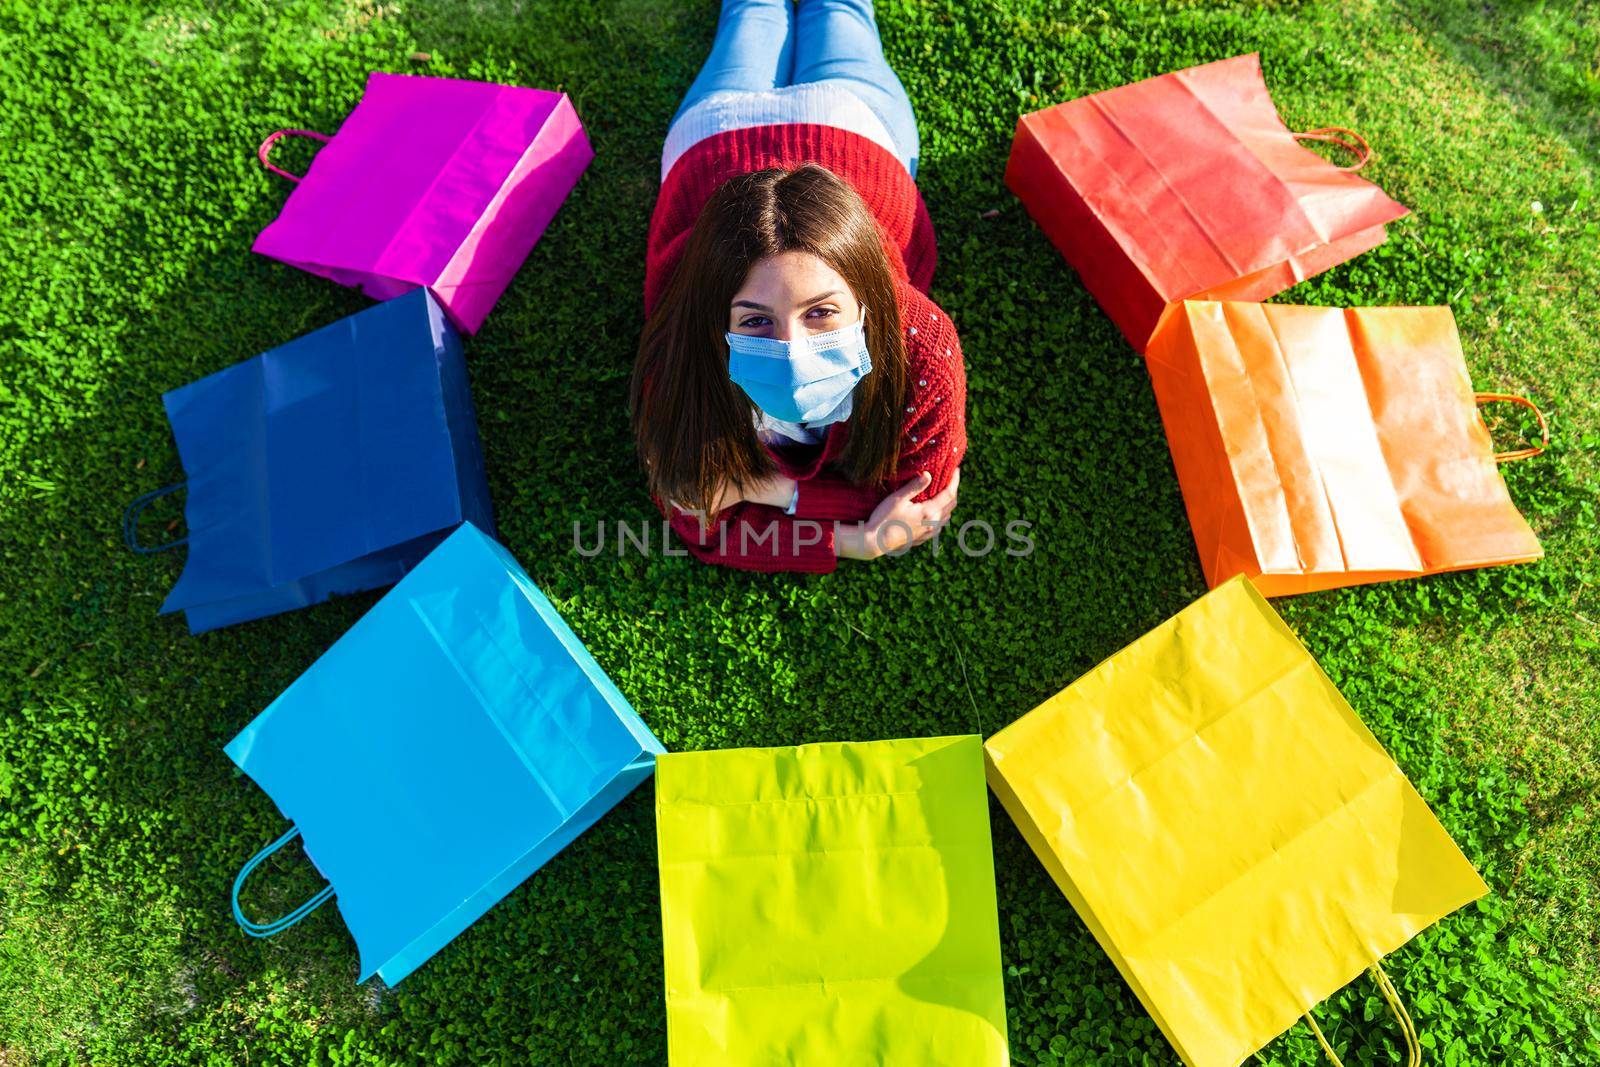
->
[[224, 523, 664, 985]]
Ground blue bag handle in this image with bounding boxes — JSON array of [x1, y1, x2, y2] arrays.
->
[[232, 826, 335, 938], [122, 482, 188, 554]]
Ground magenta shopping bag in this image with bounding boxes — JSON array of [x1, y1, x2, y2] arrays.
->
[[252, 73, 593, 334]]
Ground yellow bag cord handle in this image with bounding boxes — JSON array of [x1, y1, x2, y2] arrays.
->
[[1303, 962, 1422, 1066], [1305, 1011, 1342, 1063], [1372, 963, 1422, 1067], [1475, 392, 1550, 462]]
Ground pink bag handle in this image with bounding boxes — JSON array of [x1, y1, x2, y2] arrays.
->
[[1293, 126, 1372, 171], [257, 129, 331, 183]]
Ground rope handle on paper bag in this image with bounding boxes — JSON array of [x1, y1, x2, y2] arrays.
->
[[1294, 126, 1372, 171], [232, 826, 335, 938], [122, 482, 188, 554], [1476, 392, 1550, 462], [257, 129, 331, 183], [1303, 962, 1422, 1067]]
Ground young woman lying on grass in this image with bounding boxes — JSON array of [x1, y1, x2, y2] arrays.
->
[[632, 0, 966, 572]]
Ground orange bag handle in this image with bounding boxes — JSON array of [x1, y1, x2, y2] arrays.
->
[[1475, 392, 1550, 462], [1294, 126, 1372, 171]]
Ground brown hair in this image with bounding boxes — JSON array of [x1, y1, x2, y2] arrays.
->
[[630, 163, 908, 513]]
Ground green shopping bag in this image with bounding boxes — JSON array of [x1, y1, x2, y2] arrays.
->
[[655, 735, 1009, 1064]]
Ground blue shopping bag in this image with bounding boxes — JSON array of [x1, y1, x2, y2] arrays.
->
[[126, 288, 493, 633], [224, 523, 665, 985]]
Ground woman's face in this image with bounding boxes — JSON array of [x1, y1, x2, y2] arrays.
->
[[728, 251, 862, 340]]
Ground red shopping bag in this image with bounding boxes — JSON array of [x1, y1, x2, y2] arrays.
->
[[1006, 54, 1409, 351]]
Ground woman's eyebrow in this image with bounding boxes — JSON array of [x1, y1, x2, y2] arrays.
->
[[730, 290, 844, 312]]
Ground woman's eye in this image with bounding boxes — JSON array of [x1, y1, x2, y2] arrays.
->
[[738, 316, 770, 329], [808, 306, 838, 319]]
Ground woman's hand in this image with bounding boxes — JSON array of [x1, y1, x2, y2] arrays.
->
[[835, 467, 961, 560]]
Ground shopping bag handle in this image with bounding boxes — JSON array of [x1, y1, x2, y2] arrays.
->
[[1294, 126, 1372, 171], [1475, 392, 1550, 462], [122, 482, 188, 554], [232, 826, 335, 938], [257, 129, 332, 183], [1303, 963, 1421, 1067]]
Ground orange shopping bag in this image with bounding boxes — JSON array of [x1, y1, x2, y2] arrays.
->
[[1005, 54, 1409, 351], [1146, 300, 1547, 596]]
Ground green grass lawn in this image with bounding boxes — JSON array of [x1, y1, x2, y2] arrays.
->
[[3, 0, 1597, 1062]]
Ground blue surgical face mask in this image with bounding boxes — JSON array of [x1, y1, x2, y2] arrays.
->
[[726, 312, 872, 425]]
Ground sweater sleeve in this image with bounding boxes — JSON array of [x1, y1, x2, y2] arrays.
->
[[788, 475, 881, 523], [790, 296, 968, 524], [662, 498, 838, 573]]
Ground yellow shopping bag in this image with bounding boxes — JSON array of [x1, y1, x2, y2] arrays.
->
[[656, 736, 1010, 1066], [984, 578, 1487, 1067]]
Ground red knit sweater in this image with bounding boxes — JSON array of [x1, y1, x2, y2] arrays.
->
[[644, 123, 967, 572]]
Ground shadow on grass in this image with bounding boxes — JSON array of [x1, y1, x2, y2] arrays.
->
[[1399, 0, 1600, 168]]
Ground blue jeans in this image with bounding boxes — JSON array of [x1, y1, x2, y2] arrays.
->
[[670, 0, 919, 178]]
